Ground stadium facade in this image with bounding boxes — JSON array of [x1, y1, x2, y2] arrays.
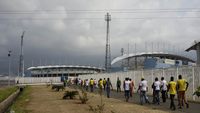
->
[[111, 52, 196, 71], [27, 65, 105, 77]]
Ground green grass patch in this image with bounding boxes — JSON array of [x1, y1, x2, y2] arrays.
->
[[0, 86, 18, 103], [8, 86, 32, 113]]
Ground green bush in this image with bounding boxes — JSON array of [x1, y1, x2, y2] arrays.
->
[[79, 89, 89, 104], [63, 91, 79, 99], [193, 86, 200, 97], [0, 86, 18, 103]]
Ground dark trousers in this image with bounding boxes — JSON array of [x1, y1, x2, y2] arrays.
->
[[140, 91, 149, 105], [106, 87, 111, 98], [117, 86, 121, 92], [161, 90, 167, 103], [170, 94, 176, 110], [125, 90, 130, 102], [155, 90, 160, 104], [90, 85, 94, 92]]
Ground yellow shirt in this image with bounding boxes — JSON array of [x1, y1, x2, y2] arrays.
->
[[90, 80, 94, 85], [103, 80, 106, 85], [169, 81, 177, 95], [99, 80, 103, 88], [177, 79, 187, 91]]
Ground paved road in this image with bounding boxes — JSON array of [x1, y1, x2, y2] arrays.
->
[[103, 89, 199, 113], [72, 85, 199, 113]]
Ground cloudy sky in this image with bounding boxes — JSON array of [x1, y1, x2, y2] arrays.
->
[[0, 0, 199, 75]]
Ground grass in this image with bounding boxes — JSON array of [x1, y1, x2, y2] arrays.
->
[[0, 86, 18, 103], [8, 86, 31, 113]]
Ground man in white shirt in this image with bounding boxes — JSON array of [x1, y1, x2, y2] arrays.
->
[[153, 77, 161, 105], [137, 78, 150, 105], [161, 77, 168, 103], [123, 77, 131, 102]]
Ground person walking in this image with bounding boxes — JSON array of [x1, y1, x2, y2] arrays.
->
[[103, 78, 106, 91], [124, 77, 131, 102], [168, 76, 176, 111], [137, 77, 150, 105], [99, 78, 103, 91], [85, 79, 89, 91], [90, 78, 94, 92], [129, 78, 135, 97], [116, 77, 121, 92], [177, 75, 189, 109], [153, 77, 161, 105], [106, 78, 113, 98], [161, 77, 168, 103]]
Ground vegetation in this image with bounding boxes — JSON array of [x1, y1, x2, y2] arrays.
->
[[193, 86, 200, 97], [89, 88, 105, 113], [52, 84, 65, 91], [8, 86, 31, 113], [63, 90, 79, 99], [0, 86, 18, 103], [79, 89, 89, 104]]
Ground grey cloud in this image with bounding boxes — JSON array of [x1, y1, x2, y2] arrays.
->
[[0, 0, 199, 74]]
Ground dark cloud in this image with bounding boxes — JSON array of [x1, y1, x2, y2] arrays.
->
[[0, 0, 199, 75]]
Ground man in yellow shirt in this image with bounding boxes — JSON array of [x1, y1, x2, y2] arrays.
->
[[177, 75, 189, 109], [99, 78, 103, 90], [90, 78, 94, 92], [168, 76, 176, 111]]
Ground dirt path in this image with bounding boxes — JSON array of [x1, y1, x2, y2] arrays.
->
[[25, 86, 180, 113]]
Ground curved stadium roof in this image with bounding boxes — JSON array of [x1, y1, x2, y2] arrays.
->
[[27, 65, 105, 71], [111, 52, 196, 65]]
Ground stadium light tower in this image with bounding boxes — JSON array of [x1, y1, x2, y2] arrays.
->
[[105, 13, 111, 72], [19, 31, 25, 77]]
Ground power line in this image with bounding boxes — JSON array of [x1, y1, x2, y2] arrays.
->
[[0, 16, 200, 21], [1, 8, 200, 14]]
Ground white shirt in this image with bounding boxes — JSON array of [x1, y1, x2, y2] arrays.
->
[[154, 81, 161, 91], [161, 80, 167, 91], [124, 80, 131, 91], [86, 80, 89, 86], [139, 80, 148, 91]]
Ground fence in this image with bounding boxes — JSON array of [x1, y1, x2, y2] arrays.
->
[[0, 77, 16, 87], [78, 66, 200, 102], [15, 77, 61, 84]]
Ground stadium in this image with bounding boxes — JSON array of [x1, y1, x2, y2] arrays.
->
[[27, 65, 105, 77], [111, 52, 196, 71]]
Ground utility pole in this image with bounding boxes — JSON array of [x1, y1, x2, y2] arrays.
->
[[8, 50, 11, 86], [19, 31, 25, 77], [105, 13, 111, 72]]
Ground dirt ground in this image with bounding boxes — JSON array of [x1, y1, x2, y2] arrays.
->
[[25, 86, 179, 113]]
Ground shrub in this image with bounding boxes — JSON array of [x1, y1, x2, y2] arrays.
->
[[63, 91, 79, 99], [193, 86, 200, 97], [79, 89, 89, 104]]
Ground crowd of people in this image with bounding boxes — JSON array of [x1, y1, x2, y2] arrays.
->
[[71, 74, 189, 111]]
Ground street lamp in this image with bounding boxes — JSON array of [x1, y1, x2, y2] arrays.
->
[[8, 50, 11, 86]]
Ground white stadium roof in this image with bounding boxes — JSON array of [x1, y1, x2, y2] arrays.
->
[[27, 65, 105, 71]]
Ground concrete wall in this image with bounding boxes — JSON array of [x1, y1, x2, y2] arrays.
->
[[0, 90, 20, 113], [78, 66, 200, 102]]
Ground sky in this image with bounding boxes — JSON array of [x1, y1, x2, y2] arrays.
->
[[0, 0, 200, 75]]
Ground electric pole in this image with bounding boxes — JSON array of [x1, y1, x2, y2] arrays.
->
[[8, 50, 11, 86], [105, 13, 111, 72]]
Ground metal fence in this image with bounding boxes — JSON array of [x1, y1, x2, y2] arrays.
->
[[78, 66, 200, 102], [0, 77, 16, 87]]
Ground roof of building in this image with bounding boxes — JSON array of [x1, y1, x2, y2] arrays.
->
[[27, 65, 105, 71], [185, 41, 200, 51], [111, 52, 196, 65]]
